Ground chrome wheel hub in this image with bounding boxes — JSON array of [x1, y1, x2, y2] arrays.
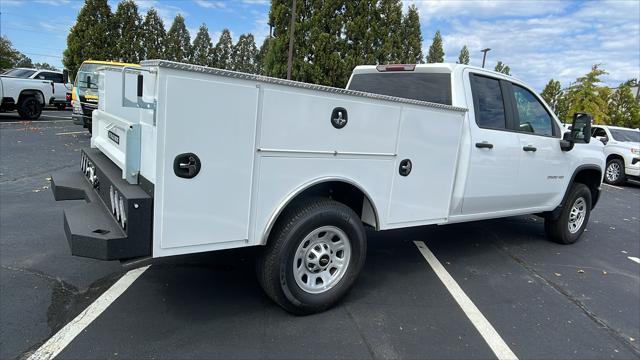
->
[[293, 226, 351, 294], [606, 163, 621, 182], [568, 197, 587, 234]]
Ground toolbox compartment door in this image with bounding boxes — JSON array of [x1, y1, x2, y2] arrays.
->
[[154, 75, 258, 256]]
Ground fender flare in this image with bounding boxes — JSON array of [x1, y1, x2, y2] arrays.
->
[[550, 164, 602, 219], [260, 176, 381, 245]]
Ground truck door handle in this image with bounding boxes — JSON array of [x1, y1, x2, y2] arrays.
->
[[522, 146, 537, 152], [173, 153, 201, 179], [475, 142, 493, 149]]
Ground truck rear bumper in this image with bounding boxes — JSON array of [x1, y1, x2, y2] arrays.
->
[[51, 148, 152, 261]]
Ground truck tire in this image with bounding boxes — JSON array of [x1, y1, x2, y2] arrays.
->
[[545, 183, 592, 244], [256, 198, 367, 315], [604, 158, 625, 185], [17, 97, 42, 120]]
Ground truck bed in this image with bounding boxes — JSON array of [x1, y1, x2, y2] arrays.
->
[[92, 60, 467, 258]]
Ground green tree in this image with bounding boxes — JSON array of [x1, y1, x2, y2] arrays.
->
[[256, 37, 272, 75], [555, 92, 571, 123], [34, 62, 58, 71], [114, 0, 142, 63], [308, 0, 347, 86], [426, 30, 444, 63], [565, 65, 610, 124], [376, 0, 403, 64], [213, 29, 234, 69], [63, 0, 115, 78], [400, 4, 423, 64], [231, 33, 258, 73], [14, 54, 33, 68], [609, 84, 640, 128], [164, 14, 191, 63], [344, 0, 378, 74], [494, 61, 510, 75], [457, 45, 469, 64], [0, 36, 32, 69], [191, 24, 214, 66], [141, 8, 166, 60], [540, 79, 563, 114], [622, 78, 638, 87]]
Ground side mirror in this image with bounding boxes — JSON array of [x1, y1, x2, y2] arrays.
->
[[561, 113, 592, 151], [63, 69, 69, 84]]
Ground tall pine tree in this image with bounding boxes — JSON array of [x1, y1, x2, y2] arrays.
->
[[141, 8, 166, 60], [308, 0, 347, 86], [191, 24, 214, 66], [426, 30, 444, 63], [113, 0, 142, 63], [63, 0, 115, 78], [540, 79, 563, 114], [494, 61, 511, 75], [609, 83, 640, 128], [376, 0, 403, 64], [400, 4, 423, 64], [344, 0, 378, 73], [457, 45, 469, 64], [231, 33, 258, 73], [164, 14, 191, 63], [256, 37, 272, 75], [213, 29, 233, 69]]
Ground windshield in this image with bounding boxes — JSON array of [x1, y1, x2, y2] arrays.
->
[[74, 63, 101, 99], [347, 72, 452, 105], [3, 69, 36, 78], [609, 128, 640, 143]]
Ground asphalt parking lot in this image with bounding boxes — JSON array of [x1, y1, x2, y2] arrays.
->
[[1, 112, 639, 360]]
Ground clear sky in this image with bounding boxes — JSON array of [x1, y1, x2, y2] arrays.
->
[[1, 0, 638, 90]]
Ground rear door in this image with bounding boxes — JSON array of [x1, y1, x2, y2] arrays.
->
[[462, 73, 522, 214]]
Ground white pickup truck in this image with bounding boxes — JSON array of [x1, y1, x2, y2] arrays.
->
[[591, 125, 640, 184], [51, 61, 605, 314], [3, 68, 72, 109], [0, 75, 55, 120]]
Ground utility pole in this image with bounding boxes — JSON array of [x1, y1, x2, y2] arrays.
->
[[286, 0, 296, 80], [481, 48, 491, 68]]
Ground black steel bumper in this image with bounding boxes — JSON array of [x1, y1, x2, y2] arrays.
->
[[51, 148, 152, 261]]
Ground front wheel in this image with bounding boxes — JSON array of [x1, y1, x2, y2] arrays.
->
[[545, 183, 592, 244], [17, 97, 42, 120], [604, 159, 625, 185], [256, 198, 366, 315]]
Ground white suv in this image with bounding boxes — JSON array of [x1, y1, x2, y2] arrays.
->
[[591, 125, 640, 184]]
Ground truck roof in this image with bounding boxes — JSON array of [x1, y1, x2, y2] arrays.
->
[[7, 67, 62, 74], [352, 63, 519, 80], [594, 125, 640, 131]]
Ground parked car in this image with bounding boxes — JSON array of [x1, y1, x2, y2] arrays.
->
[[71, 60, 140, 132], [3, 68, 71, 110], [51, 61, 604, 314], [591, 125, 640, 184], [0, 75, 54, 120]]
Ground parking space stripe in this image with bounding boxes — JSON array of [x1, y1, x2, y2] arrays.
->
[[602, 183, 624, 190], [27, 266, 150, 360], [628, 256, 640, 264], [413, 241, 518, 360]]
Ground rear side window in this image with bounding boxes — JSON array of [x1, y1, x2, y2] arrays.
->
[[470, 75, 506, 129], [348, 73, 452, 105]]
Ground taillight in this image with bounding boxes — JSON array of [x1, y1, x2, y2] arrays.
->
[[66, 93, 71, 102], [376, 64, 416, 72]]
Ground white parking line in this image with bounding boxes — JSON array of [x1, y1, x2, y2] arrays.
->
[[0, 119, 72, 124], [56, 131, 86, 136], [40, 115, 72, 120], [602, 183, 624, 190], [413, 241, 518, 360], [628, 256, 640, 264], [27, 266, 150, 360]]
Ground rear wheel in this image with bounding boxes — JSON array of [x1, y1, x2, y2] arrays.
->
[[604, 159, 625, 185], [256, 198, 366, 315], [17, 97, 42, 120], [545, 183, 592, 244]]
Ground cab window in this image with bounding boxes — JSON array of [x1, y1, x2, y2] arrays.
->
[[470, 75, 507, 129], [512, 85, 555, 136]]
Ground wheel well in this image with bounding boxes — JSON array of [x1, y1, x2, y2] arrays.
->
[[606, 154, 624, 165], [263, 180, 379, 244], [573, 168, 601, 208], [18, 90, 44, 105]]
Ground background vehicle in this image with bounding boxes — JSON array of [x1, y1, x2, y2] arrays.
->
[[592, 125, 640, 184], [52, 61, 604, 314], [3, 68, 71, 109], [71, 60, 139, 132], [0, 75, 54, 120]]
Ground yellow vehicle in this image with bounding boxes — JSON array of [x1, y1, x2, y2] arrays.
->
[[71, 60, 140, 132]]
